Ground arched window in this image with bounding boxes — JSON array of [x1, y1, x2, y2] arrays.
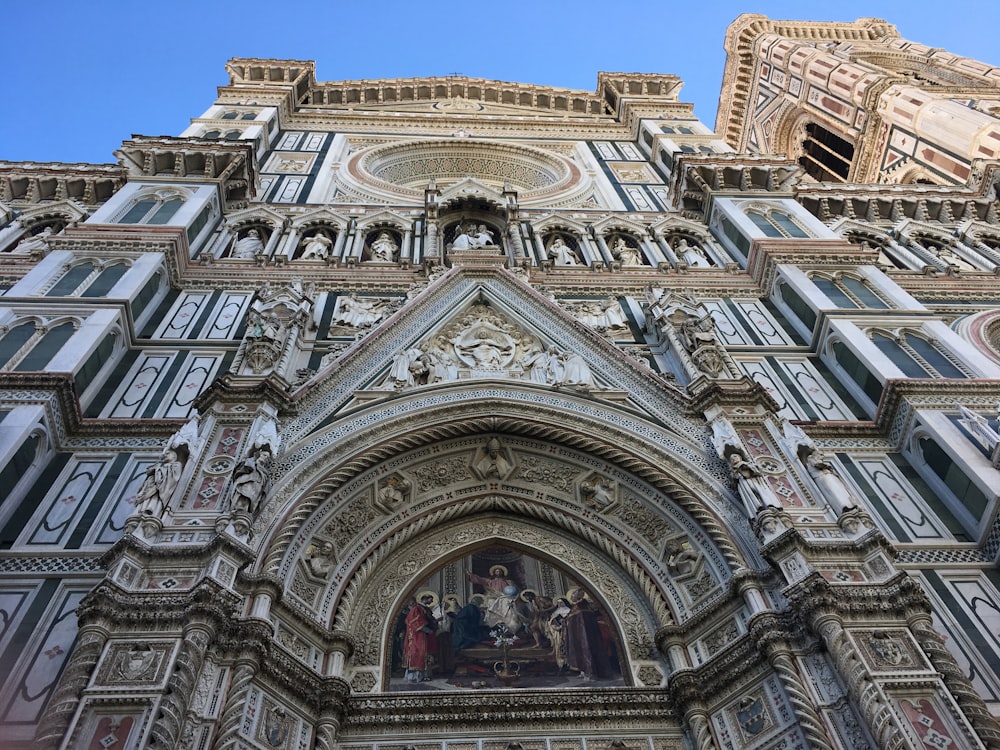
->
[[918, 437, 989, 518], [202, 130, 221, 140], [746, 208, 809, 239], [82, 264, 129, 297], [223, 131, 241, 141], [46, 263, 95, 296], [871, 331, 968, 379], [241, 112, 257, 121], [117, 194, 184, 225], [0, 322, 37, 368], [799, 122, 855, 182], [14, 322, 75, 371], [811, 274, 889, 309], [220, 111, 239, 120]]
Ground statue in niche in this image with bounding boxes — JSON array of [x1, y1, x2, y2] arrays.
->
[[233, 228, 265, 259], [475, 437, 513, 479], [675, 238, 711, 268], [230, 443, 274, 518], [678, 311, 719, 353], [369, 231, 399, 262], [300, 232, 334, 260], [728, 452, 780, 514], [547, 236, 580, 266], [134, 448, 183, 519], [332, 294, 388, 329], [610, 237, 642, 266], [804, 451, 858, 515], [13, 226, 53, 254], [782, 419, 858, 515], [474, 224, 495, 247], [452, 223, 475, 250]]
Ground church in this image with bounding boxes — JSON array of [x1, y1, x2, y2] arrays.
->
[[1, 13, 1000, 750]]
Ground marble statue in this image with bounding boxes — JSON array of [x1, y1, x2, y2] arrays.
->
[[610, 238, 642, 266], [369, 231, 398, 262], [388, 347, 427, 388], [728, 452, 780, 514], [571, 297, 629, 332], [804, 452, 858, 515], [231, 444, 273, 517], [676, 238, 711, 268], [522, 346, 560, 384], [473, 224, 495, 247], [14, 226, 53, 254], [233, 228, 264, 259], [300, 232, 334, 260], [452, 224, 475, 250], [134, 449, 183, 518], [547, 236, 579, 266]]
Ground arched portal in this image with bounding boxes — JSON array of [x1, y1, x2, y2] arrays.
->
[[256, 411, 743, 697]]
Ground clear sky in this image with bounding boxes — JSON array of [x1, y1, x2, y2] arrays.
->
[[3, 1, 998, 165]]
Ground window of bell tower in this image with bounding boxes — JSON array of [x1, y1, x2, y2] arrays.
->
[[799, 122, 855, 182]]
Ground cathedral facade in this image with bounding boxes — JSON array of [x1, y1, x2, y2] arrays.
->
[[1, 14, 999, 750]]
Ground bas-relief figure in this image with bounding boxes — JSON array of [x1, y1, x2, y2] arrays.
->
[[388, 547, 624, 690], [375, 303, 602, 390], [567, 297, 629, 334], [331, 294, 389, 329]]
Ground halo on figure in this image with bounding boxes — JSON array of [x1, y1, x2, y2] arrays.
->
[[519, 588, 538, 603], [564, 587, 582, 603], [416, 590, 439, 607], [469, 594, 486, 607], [489, 565, 508, 578]]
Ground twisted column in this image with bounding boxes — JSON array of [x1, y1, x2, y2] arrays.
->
[[685, 708, 717, 750], [910, 616, 1000, 750], [150, 624, 212, 749], [768, 648, 835, 750], [34, 627, 108, 749], [211, 660, 258, 750], [816, 618, 904, 750]]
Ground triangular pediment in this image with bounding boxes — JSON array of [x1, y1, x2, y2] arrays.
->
[[284, 266, 695, 446]]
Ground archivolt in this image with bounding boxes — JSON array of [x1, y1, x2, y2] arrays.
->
[[255, 387, 755, 580]]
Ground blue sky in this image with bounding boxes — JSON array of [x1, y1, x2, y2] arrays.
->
[[3, 1, 998, 165]]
